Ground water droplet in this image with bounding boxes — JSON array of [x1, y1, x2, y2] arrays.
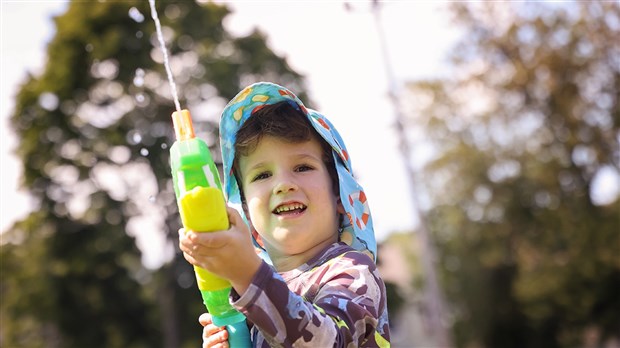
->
[[133, 68, 145, 87], [161, 143, 168, 149], [134, 93, 149, 107], [140, 148, 149, 156], [136, 30, 143, 39], [128, 7, 145, 23], [39, 92, 59, 111], [127, 130, 142, 145]]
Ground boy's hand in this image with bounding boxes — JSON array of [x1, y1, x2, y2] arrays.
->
[[179, 206, 262, 294], [199, 313, 229, 348]]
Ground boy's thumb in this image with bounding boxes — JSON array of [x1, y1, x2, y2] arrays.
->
[[198, 312, 212, 326], [226, 206, 245, 228]]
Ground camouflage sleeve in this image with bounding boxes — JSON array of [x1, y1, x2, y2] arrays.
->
[[230, 252, 389, 347]]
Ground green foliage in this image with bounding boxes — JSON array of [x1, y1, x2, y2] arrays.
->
[[408, 2, 620, 347], [1, 1, 307, 346]]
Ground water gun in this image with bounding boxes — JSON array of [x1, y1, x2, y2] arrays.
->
[[170, 109, 251, 347]]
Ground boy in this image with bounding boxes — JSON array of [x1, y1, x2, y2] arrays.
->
[[179, 82, 390, 347]]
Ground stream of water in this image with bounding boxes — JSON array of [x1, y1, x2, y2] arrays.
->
[[148, 0, 182, 113]]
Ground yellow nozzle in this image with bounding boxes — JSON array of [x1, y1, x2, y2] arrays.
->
[[172, 109, 195, 141]]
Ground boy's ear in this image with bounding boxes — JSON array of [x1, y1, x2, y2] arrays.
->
[[241, 201, 251, 221], [336, 197, 346, 215]]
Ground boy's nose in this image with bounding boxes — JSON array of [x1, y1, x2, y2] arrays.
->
[[273, 177, 298, 195]]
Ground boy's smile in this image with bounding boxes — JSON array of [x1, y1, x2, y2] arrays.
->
[[273, 201, 306, 216], [238, 135, 340, 269]]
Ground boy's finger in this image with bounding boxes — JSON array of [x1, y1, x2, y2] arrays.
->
[[178, 229, 196, 251], [178, 237, 197, 257], [189, 230, 229, 249], [211, 328, 228, 344], [217, 328, 229, 341], [226, 206, 244, 227], [205, 323, 227, 336], [198, 313, 212, 326], [203, 326, 228, 348]]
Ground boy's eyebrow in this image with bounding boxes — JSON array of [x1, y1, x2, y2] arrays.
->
[[243, 153, 322, 172], [292, 153, 322, 162], [244, 161, 268, 173]]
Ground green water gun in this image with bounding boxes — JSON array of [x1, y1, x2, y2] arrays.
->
[[170, 109, 251, 347]]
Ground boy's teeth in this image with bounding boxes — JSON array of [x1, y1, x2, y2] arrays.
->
[[275, 203, 305, 213]]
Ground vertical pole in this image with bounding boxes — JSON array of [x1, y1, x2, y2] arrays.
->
[[370, 1, 452, 346]]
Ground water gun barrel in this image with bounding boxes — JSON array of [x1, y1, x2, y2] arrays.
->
[[170, 109, 250, 347]]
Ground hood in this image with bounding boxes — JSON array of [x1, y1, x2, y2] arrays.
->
[[220, 82, 377, 262]]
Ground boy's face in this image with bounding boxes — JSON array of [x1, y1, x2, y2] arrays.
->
[[238, 135, 341, 259]]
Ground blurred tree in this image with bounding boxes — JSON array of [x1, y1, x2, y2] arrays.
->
[[1, 1, 307, 347], [377, 232, 427, 345], [377, 232, 420, 320], [405, 2, 619, 347]]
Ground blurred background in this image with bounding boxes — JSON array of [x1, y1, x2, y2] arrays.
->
[[1, 1, 618, 347]]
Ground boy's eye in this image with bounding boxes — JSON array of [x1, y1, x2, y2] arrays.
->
[[295, 164, 314, 172], [251, 172, 271, 182]]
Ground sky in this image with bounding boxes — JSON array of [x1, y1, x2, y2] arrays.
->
[[1, 1, 68, 232], [0, 1, 459, 267]]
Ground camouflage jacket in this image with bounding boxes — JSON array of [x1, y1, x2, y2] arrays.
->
[[231, 242, 390, 347]]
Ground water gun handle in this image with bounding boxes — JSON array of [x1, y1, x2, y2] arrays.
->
[[170, 110, 251, 347]]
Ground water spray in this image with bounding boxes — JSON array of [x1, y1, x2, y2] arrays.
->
[[148, 0, 181, 113]]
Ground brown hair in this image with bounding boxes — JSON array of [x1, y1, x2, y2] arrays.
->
[[233, 102, 339, 202]]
